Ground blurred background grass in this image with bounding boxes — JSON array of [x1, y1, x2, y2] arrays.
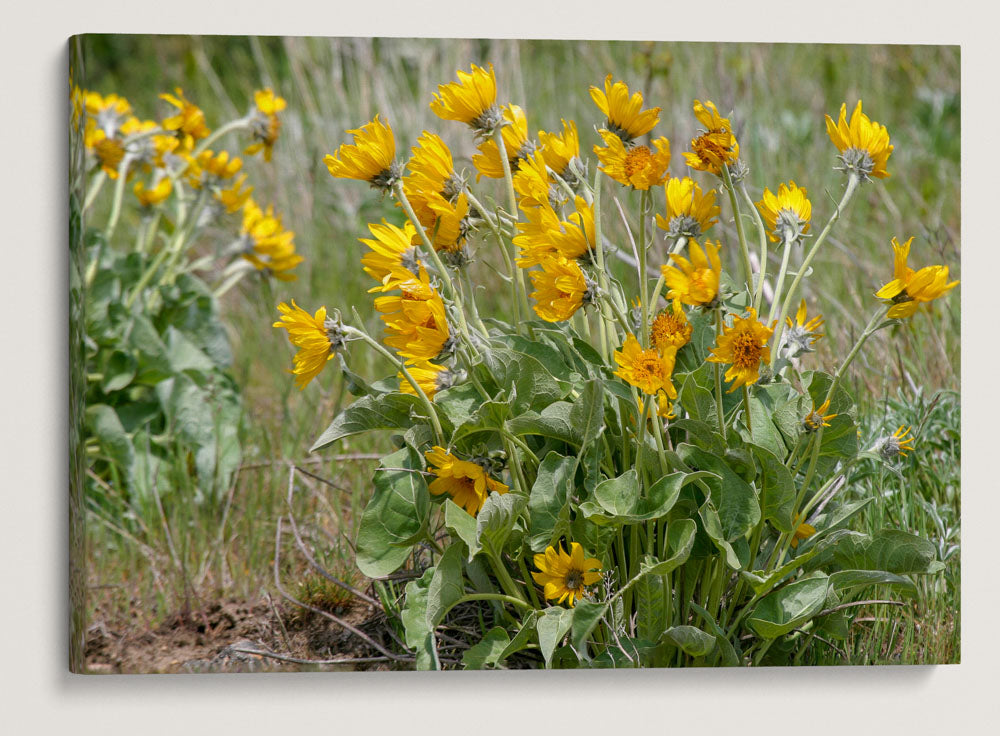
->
[[79, 36, 960, 664]]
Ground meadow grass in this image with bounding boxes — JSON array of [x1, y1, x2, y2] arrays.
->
[[80, 36, 960, 664]]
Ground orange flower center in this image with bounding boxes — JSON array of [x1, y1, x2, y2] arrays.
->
[[731, 332, 762, 369], [634, 353, 665, 382], [564, 569, 583, 591], [651, 312, 688, 349], [96, 138, 125, 170], [624, 145, 653, 177]]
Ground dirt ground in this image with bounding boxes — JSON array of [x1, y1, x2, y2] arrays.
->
[[84, 597, 395, 674]]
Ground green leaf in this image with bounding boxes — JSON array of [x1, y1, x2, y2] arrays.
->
[[101, 350, 137, 392], [496, 611, 539, 664], [831, 529, 938, 575], [426, 544, 466, 627], [742, 396, 787, 458], [355, 447, 429, 578], [433, 383, 482, 431], [582, 472, 713, 527], [698, 499, 742, 569], [642, 519, 698, 576], [528, 453, 576, 552], [537, 606, 575, 668], [476, 491, 527, 557], [829, 569, 918, 598], [570, 599, 607, 653], [678, 443, 760, 541], [805, 370, 855, 415], [483, 347, 563, 413], [748, 574, 830, 639], [678, 372, 716, 424], [748, 444, 796, 533], [164, 326, 215, 375], [462, 627, 511, 670], [493, 334, 578, 386], [742, 546, 821, 596], [672, 418, 726, 455], [400, 567, 439, 670], [593, 469, 639, 516], [660, 626, 716, 657], [444, 500, 479, 559], [311, 393, 427, 452], [570, 379, 606, 448], [85, 404, 134, 477], [636, 574, 667, 643], [506, 402, 577, 445]]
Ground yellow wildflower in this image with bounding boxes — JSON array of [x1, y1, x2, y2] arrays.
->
[[614, 334, 679, 398], [245, 88, 286, 161], [187, 149, 243, 188], [662, 239, 722, 307], [374, 266, 452, 362], [425, 446, 508, 516], [323, 115, 401, 190], [513, 150, 555, 208], [133, 176, 173, 208], [683, 100, 739, 175], [273, 301, 343, 389], [803, 399, 837, 432], [790, 521, 817, 549], [651, 299, 693, 351], [215, 174, 254, 214], [589, 75, 660, 143], [875, 237, 959, 319], [783, 299, 824, 356], [878, 426, 915, 459], [472, 104, 534, 180], [656, 177, 720, 241], [528, 256, 593, 323], [532, 542, 603, 607], [360, 219, 422, 291], [240, 199, 303, 281], [757, 181, 812, 244], [429, 63, 501, 135], [398, 360, 460, 401], [402, 132, 463, 228], [160, 88, 210, 151], [594, 130, 670, 190], [538, 119, 580, 180], [825, 100, 893, 180], [706, 308, 775, 392]]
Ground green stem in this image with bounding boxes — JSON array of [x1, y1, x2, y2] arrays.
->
[[101, 153, 135, 246], [488, 552, 528, 605], [638, 189, 651, 347], [742, 385, 753, 434], [767, 234, 795, 325], [517, 555, 542, 609], [83, 170, 107, 213], [713, 308, 728, 447], [493, 126, 531, 320], [602, 292, 633, 336], [592, 168, 612, 361], [721, 163, 753, 298], [740, 182, 769, 313], [192, 117, 250, 156], [771, 172, 860, 354]]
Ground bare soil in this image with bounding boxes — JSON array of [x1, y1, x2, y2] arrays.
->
[[84, 597, 393, 674]]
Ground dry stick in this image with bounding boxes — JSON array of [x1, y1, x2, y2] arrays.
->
[[272, 517, 410, 662], [266, 591, 294, 653], [818, 599, 906, 617], [228, 647, 422, 667], [284, 466, 383, 610]]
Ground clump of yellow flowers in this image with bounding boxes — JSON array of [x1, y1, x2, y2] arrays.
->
[[273, 62, 958, 671]]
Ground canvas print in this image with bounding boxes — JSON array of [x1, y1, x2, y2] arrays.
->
[[69, 36, 960, 672]]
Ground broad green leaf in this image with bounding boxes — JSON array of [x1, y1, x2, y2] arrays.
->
[[101, 350, 136, 392], [749, 444, 796, 533], [462, 627, 511, 670], [164, 326, 215, 375], [660, 626, 716, 657], [678, 372, 716, 424], [85, 404, 134, 477], [805, 370, 855, 415], [640, 519, 698, 575], [672, 418, 725, 455], [483, 347, 563, 413], [677, 443, 760, 541], [698, 499, 742, 569], [476, 491, 527, 557], [538, 606, 575, 668], [426, 544, 466, 627], [444, 500, 479, 558], [570, 599, 607, 653], [493, 334, 578, 387], [742, 546, 821, 596], [688, 602, 741, 666], [506, 402, 577, 445], [570, 379, 605, 449], [311, 393, 426, 452], [400, 567, 439, 670], [748, 574, 830, 639], [496, 610, 539, 664], [433, 383, 482, 431], [528, 453, 576, 552], [829, 569, 918, 598], [742, 396, 787, 458], [636, 574, 667, 643], [831, 529, 938, 575], [594, 469, 640, 516], [355, 447, 429, 578]]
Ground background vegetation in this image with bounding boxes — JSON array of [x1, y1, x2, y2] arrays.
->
[[78, 36, 960, 666]]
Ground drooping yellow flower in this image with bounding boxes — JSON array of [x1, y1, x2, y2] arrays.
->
[[614, 334, 679, 398], [429, 63, 501, 135], [112, 117, 179, 171], [651, 299, 693, 351], [186, 149, 243, 188], [656, 177, 720, 240], [84, 92, 132, 136], [425, 446, 508, 516], [133, 176, 173, 208], [398, 360, 461, 401], [240, 199, 303, 281], [472, 104, 534, 180], [594, 130, 671, 190], [360, 219, 422, 291], [706, 309, 775, 392], [273, 301, 343, 389], [512, 150, 555, 208], [245, 88, 287, 161], [662, 239, 722, 307], [538, 119, 580, 180], [825, 100, 893, 180], [757, 181, 812, 244], [803, 399, 837, 432], [215, 174, 254, 214], [374, 266, 452, 362], [589, 75, 660, 143], [160, 88, 210, 151], [402, 131, 463, 228], [532, 542, 603, 607], [790, 521, 817, 549], [528, 256, 593, 323], [87, 125, 126, 178], [514, 197, 596, 267], [875, 237, 959, 319], [683, 100, 740, 175], [427, 192, 471, 260], [323, 115, 401, 190], [783, 299, 825, 356]]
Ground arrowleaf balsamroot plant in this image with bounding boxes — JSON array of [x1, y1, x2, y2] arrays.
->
[[273, 62, 958, 669]]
